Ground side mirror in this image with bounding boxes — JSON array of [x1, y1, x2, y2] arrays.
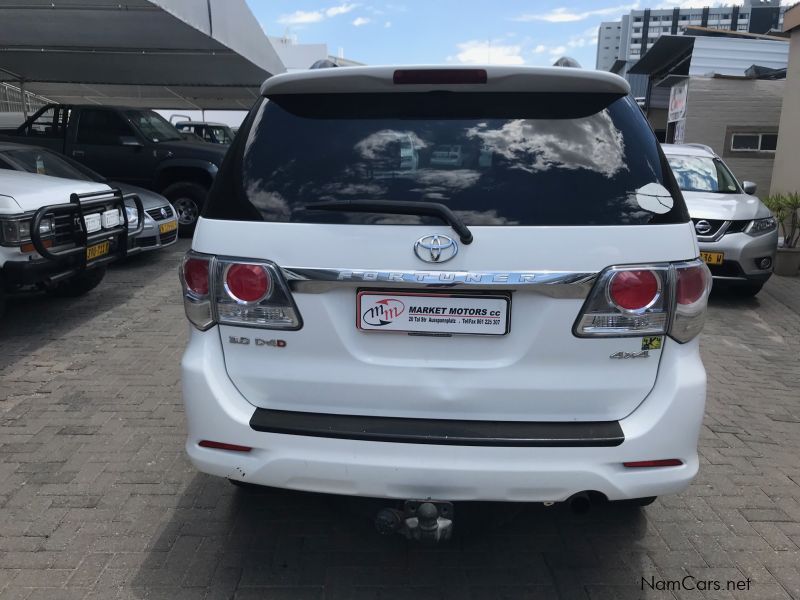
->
[[120, 136, 143, 148], [742, 181, 757, 195]]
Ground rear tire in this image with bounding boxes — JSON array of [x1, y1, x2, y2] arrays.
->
[[163, 181, 207, 238], [49, 267, 106, 298]]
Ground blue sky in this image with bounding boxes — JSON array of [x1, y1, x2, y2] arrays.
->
[[247, 1, 709, 70]]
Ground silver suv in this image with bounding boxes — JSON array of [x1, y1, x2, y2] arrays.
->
[[663, 144, 778, 296]]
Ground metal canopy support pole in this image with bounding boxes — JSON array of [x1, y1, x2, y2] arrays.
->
[[20, 80, 27, 118]]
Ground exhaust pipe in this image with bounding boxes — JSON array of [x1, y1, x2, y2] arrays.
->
[[567, 492, 592, 515]]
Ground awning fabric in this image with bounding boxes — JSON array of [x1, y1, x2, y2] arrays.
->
[[0, 0, 285, 109]]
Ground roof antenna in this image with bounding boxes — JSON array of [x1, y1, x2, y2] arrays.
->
[[553, 56, 582, 68]]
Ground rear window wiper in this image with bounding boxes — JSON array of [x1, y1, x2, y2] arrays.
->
[[305, 199, 473, 244]]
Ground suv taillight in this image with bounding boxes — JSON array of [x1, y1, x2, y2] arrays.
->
[[179, 251, 302, 331], [574, 259, 711, 343]]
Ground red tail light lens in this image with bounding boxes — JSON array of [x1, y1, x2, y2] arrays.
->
[[676, 265, 707, 305], [608, 270, 660, 311], [184, 258, 209, 296], [224, 264, 271, 304]]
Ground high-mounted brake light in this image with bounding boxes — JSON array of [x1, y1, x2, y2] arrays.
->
[[393, 69, 487, 85], [179, 251, 303, 332]]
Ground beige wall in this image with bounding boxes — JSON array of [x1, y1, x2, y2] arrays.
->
[[683, 77, 784, 196], [771, 8, 800, 195]]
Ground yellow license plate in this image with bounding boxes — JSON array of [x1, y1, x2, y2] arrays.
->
[[700, 251, 724, 265], [159, 220, 178, 235], [86, 241, 110, 261]]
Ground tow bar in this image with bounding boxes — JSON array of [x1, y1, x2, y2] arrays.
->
[[375, 500, 454, 543]]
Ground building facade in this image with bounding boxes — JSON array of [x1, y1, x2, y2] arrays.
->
[[595, 21, 622, 72], [771, 4, 800, 195], [597, 0, 787, 73]]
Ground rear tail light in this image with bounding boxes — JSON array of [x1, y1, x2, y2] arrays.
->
[[224, 263, 271, 304], [671, 261, 712, 343], [180, 255, 213, 331], [574, 259, 711, 343], [179, 251, 302, 331]]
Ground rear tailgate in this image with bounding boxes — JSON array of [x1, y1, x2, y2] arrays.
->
[[196, 66, 693, 424]]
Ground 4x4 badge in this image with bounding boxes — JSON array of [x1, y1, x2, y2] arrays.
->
[[414, 234, 458, 263]]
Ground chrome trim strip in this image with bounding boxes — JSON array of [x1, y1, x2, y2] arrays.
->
[[280, 267, 597, 298]]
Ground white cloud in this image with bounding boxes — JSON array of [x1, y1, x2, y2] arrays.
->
[[547, 45, 567, 56], [352, 16, 371, 26], [568, 26, 600, 48], [278, 10, 324, 25], [513, 3, 639, 23], [448, 40, 525, 65], [384, 20, 392, 27], [533, 44, 547, 54], [278, 3, 357, 25], [326, 3, 358, 17]]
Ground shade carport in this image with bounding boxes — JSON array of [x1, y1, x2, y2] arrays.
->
[[0, 0, 285, 111]]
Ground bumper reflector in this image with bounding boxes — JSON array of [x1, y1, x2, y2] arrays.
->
[[198, 440, 252, 452], [623, 459, 683, 468]]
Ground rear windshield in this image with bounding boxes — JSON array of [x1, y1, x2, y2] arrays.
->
[[207, 92, 687, 226]]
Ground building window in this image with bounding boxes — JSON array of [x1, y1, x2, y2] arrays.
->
[[634, 16, 642, 22], [731, 133, 778, 153], [738, 24, 748, 30]]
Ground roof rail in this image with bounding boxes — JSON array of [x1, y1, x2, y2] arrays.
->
[[683, 143, 715, 154]]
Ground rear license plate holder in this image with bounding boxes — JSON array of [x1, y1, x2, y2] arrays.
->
[[357, 290, 510, 336]]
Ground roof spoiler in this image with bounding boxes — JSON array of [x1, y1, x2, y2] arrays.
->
[[261, 65, 630, 96]]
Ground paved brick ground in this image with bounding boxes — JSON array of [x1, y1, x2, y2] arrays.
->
[[1, 240, 799, 600]]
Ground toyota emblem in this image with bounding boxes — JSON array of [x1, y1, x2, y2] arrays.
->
[[414, 234, 458, 263], [694, 220, 713, 235]]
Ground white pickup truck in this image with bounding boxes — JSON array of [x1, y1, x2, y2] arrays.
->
[[0, 170, 143, 316]]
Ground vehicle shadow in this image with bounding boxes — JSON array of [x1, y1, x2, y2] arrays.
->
[[0, 245, 184, 375], [130, 475, 655, 599]]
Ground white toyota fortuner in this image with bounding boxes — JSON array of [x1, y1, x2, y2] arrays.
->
[[179, 65, 711, 534]]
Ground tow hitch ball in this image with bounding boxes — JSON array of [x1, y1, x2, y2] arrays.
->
[[375, 500, 454, 543]]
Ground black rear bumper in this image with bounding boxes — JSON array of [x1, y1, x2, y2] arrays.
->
[[249, 408, 624, 447]]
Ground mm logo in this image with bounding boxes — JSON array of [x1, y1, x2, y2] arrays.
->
[[362, 298, 405, 326]]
